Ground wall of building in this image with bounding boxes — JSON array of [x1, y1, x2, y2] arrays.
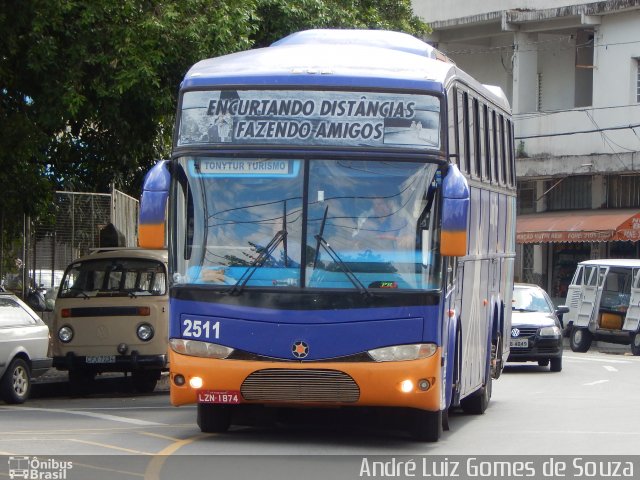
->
[[412, 0, 591, 23]]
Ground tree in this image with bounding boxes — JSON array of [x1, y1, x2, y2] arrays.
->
[[0, 0, 429, 250]]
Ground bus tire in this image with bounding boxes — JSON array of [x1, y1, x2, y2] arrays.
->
[[0, 358, 31, 404], [410, 409, 442, 442], [460, 373, 491, 415], [630, 332, 640, 356], [549, 357, 562, 372], [197, 404, 232, 433], [570, 327, 592, 353]]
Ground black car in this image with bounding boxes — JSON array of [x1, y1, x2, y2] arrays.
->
[[508, 284, 569, 372]]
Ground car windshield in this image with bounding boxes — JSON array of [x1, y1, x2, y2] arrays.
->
[[512, 287, 552, 313], [172, 157, 443, 292], [58, 258, 167, 298]]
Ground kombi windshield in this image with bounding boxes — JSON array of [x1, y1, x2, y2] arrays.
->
[[58, 258, 167, 298], [173, 157, 442, 291]]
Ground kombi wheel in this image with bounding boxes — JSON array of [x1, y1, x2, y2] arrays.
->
[[570, 327, 592, 353], [0, 358, 31, 404], [197, 404, 232, 433], [132, 370, 160, 393], [410, 409, 442, 442], [631, 332, 640, 356]]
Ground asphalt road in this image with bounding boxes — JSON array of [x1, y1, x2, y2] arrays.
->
[[1, 349, 639, 479]]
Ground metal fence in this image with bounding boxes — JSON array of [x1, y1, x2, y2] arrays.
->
[[1, 187, 139, 297]]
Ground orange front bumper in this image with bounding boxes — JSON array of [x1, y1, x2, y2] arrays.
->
[[169, 348, 442, 412]]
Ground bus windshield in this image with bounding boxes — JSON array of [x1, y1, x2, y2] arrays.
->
[[174, 157, 442, 291]]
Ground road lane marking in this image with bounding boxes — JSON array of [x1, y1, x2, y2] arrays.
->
[[2, 407, 163, 426], [69, 438, 154, 455], [140, 431, 183, 442], [603, 365, 618, 372], [563, 355, 631, 364], [0, 425, 194, 436], [583, 379, 609, 386], [145, 434, 212, 480]]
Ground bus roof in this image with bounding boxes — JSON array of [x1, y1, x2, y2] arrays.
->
[[182, 29, 510, 111], [577, 259, 640, 268]]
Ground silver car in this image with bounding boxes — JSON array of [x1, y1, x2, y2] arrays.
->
[[0, 292, 52, 403]]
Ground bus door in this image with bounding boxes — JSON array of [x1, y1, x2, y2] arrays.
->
[[623, 268, 640, 333], [574, 265, 605, 329], [563, 265, 584, 328]]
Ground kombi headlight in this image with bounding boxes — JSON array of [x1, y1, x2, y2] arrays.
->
[[540, 326, 561, 337], [170, 339, 234, 359], [137, 323, 154, 341], [58, 326, 74, 343], [368, 343, 437, 362]]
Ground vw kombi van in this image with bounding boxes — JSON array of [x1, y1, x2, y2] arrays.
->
[[50, 248, 168, 391], [564, 259, 640, 355]]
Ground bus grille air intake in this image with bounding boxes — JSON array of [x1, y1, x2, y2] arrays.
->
[[240, 368, 360, 403]]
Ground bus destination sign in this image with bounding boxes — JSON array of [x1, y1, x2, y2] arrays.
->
[[178, 90, 441, 150]]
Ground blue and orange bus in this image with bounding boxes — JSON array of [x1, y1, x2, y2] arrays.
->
[[139, 29, 516, 441]]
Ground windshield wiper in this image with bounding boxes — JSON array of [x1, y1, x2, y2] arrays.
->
[[313, 206, 371, 298], [229, 202, 288, 295]]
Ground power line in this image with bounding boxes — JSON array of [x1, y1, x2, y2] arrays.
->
[[514, 123, 640, 140]]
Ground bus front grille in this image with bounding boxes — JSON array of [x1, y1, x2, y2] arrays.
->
[[240, 368, 360, 403]]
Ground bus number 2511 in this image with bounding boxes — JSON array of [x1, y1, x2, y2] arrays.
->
[[182, 319, 220, 339]]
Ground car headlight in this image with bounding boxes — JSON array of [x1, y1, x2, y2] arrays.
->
[[539, 326, 561, 337], [368, 343, 437, 362], [137, 323, 154, 341], [170, 339, 234, 359], [58, 325, 74, 343]]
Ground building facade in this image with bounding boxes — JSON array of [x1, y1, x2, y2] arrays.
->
[[412, 0, 640, 304]]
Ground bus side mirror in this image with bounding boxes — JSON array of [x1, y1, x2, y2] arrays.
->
[[139, 160, 170, 249], [440, 164, 469, 257]]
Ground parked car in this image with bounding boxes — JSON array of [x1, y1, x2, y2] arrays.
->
[[0, 292, 52, 403], [508, 284, 569, 372]]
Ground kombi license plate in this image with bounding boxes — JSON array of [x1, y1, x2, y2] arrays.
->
[[86, 355, 116, 364], [198, 390, 241, 404], [510, 339, 529, 348]]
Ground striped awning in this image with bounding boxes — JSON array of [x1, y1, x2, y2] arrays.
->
[[516, 209, 640, 244]]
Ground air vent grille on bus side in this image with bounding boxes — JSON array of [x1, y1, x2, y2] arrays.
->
[[240, 368, 360, 403]]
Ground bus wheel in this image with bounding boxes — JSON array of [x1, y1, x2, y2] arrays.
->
[[630, 332, 640, 356], [132, 370, 160, 393], [570, 327, 592, 353], [460, 374, 491, 415], [410, 409, 442, 442], [0, 358, 31, 404], [197, 404, 232, 433], [549, 357, 562, 372]]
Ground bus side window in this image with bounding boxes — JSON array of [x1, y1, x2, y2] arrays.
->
[[457, 89, 468, 174]]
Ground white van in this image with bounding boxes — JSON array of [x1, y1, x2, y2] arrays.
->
[[50, 248, 168, 392], [564, 259, 640, 355]]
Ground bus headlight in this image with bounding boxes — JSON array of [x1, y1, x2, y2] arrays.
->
[[539, 326, 561, 337], [170, 339, 234, 359], [58, 326, 74, 343], [137, 323, 155, 341], [368, 343, 437, 362]]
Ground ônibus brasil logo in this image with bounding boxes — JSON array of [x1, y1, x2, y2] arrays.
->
[[8, 456, 73, 480]]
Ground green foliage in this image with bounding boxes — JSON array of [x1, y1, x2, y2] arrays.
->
[[0, 0, 429, 245]]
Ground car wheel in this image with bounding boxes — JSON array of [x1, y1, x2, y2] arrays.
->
[[570, 327, 592, 353], [550, 357, 562, 372], [538, 359, 549, 367], [630, 332, 640, 356], [410, 409, 442, 442], [1, 358, 31, 404], [197, 404, 232, 433]]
